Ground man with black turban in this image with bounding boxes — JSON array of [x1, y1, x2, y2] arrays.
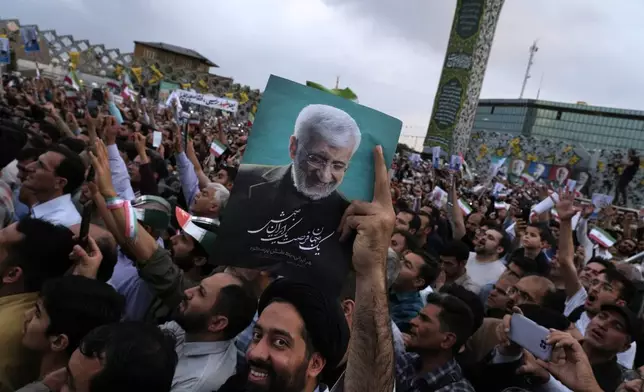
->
[[243, 278, 350, 392]]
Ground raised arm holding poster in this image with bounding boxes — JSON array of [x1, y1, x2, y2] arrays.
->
[[213, 75, 402, 295]]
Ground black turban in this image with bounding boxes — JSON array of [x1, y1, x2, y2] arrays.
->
[[258, 278, 350, 370]]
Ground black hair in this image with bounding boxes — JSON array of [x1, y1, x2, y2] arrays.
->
[[47, 144, 85, 194], [426, 293, 475, 354], [222, 166, 238, 184], [6, 218, 75, 292], [148, 152, 169, 181], [399, 209, 421, 232], [94, 237, 118, 283], [541, 288, 566, 314], [16, 147, 45, 162], [440, 240, 470, 263], [439, 285, 484, 334], [586, 257, 613, 271], [58, 137, 87, 155], [211, 282, 257, 340], [392, 229, 419, 252], [413, 250, 440, 290], [604, 268, 637, 305], [507, 254, 540, 276], [40, 122, 62, 143], [42, 276, 125, 356], [79, 322, 178, 392]]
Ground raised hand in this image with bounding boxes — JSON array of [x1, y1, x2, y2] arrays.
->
[[555, 188, 580, 221], [338, 146, 395, 276], [516, 350, 550, 384], [70, 235, 103, 279], [535, 330, 602, 392], [89, 139, 116, 198], [102, 116, 118, 145]]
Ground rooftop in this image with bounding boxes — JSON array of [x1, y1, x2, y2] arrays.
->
[[134, 41, 217, 67], [478, 98, 644, 118]]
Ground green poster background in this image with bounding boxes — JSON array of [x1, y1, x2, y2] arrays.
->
[[424, 0, 486, 152]]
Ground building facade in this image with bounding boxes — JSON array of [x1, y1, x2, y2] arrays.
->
[[473, 99, 644, 150], [133, 41, 216, 72]]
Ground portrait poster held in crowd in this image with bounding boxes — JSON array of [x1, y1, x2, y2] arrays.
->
[[213, 75, 402, 295]]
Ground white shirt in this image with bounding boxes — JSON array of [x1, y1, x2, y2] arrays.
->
[[30, 194, 81, 227], [566, 287, 636, 369], [419, 285, 433, 306], [465, 252, 506, 288], [160, 321, 238, 392]]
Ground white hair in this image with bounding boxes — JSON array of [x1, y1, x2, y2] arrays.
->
[[206, 182, 230, 209], [293, 104, 361, 155]]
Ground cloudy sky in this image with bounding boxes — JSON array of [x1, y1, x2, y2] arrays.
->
[[4, 0, 644, 144]]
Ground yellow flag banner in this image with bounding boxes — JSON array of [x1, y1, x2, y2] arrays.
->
[[114, 64, 124, 77], [148, 76, 159, 85], [69, 52, 80, 69], [181, 83, 191, 89], [225, 92, 234, 99], [150, 64, 163, 79], [198, 79, 208, 90], [130, 67, 143, 84], [239, 92, 249, 105]]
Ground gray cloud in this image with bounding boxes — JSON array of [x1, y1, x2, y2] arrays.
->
[[4, 0, 644, 141]]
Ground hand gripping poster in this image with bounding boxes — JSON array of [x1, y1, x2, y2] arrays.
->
[[213, 75, 402, 295]]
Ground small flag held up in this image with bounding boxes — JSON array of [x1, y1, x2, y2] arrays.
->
[[588, 227, 616, 249], [210, 140, 227, 157], [457, 198, 473, 216]]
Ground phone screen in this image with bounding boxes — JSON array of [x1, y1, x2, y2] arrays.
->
[[87, 100, 99, 118]]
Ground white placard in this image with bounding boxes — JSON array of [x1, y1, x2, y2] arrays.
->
[[172, 89, 239, 113], [152, 131, 163, 148]]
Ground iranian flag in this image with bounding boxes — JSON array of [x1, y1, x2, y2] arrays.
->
[[457, 198, 473, 216], [588, 227, 616, 248], [63, 69, 81, 91], [210, 140, 227, 157]]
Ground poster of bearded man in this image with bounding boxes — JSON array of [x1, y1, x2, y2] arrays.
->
[[213, 75, 402, 296]]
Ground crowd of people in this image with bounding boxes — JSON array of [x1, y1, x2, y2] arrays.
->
[[0, 72, 643, 392]]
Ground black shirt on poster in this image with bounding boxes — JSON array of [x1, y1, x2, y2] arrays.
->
[[214, 164, 353, 297]]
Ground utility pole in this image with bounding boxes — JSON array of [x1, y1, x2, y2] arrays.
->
[[335, 75, 340, 89], [519, 40, 539, 99]]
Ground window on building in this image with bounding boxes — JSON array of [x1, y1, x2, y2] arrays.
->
[[143, 49, 156, 59]]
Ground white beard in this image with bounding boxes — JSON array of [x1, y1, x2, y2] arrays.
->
[[291, 162, 339, 201]]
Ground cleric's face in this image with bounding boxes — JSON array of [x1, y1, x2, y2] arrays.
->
[[578, 172, 589, 187], [557, 168, 569, 183], [291, 134, 354, 200]]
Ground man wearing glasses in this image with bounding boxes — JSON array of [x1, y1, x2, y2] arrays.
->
[[215, 104, 362, 296]]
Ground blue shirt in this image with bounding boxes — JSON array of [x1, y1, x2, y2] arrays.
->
[[389, 291, 423, 333], [108, 248, 155, 321], [12, 187, 29, 221]]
